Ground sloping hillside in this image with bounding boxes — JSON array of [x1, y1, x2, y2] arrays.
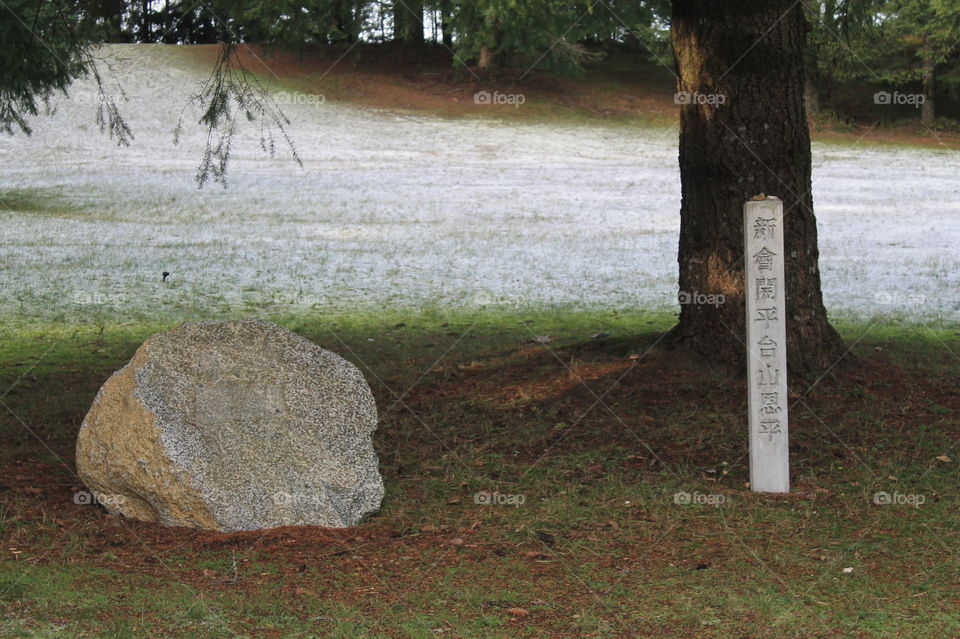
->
[[0, 44, 957, 327]]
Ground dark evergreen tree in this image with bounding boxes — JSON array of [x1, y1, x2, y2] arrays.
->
[[668, 0, 847, 375], [1, 0, 130, 142]]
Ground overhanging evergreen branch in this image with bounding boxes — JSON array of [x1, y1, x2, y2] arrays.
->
[[174, 43, 302, 188]]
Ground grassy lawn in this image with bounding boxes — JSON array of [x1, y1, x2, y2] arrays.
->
[[1, 309, 958, 638]]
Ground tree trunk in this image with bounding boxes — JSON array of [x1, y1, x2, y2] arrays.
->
[[667, 0, 846, 377], [394, 0, 424, 44], [804, 69, 820, 118], [478, 46, 494, 70], [334, 0, 357, 44], [441, 0, 454, 49], [139, 0, 151, 42], [921, 57, 935, 125], [801, 0, 821, 119]]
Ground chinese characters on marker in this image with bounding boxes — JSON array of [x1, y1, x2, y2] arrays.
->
[[750, 221, 785, 442], [753, 216, 776, 240], [745, 199, 790, 492]]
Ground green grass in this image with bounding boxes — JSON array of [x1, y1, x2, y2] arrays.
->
[[0, 187, 110, 222], [1, 310, 958, 637]]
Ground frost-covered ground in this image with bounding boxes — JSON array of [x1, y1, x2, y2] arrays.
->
[[1, 45, 957, 326]]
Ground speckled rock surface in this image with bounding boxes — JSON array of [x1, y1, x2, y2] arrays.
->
[[76, 319, 383, 531]]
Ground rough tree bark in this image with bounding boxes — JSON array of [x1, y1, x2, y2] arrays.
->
[[804, 71, 820, 118], [801, 0, 820, 119], [667, 0, 847, 376]]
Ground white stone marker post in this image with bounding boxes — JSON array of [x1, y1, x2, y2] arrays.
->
[[744, 196, 790, 493]]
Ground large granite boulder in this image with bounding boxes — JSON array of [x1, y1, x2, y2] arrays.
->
[[76, 319, 384, 531]]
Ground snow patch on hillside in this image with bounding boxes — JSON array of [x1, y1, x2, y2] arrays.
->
[[1, 45, 957, 326]]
